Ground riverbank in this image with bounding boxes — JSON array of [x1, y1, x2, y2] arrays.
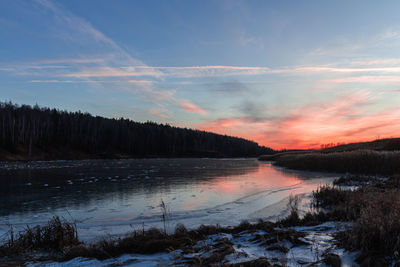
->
[[0, 145, 263, 162], [259, 138, 400, 175], [270, 149, 400, 175], [0, 200, 354, 266]]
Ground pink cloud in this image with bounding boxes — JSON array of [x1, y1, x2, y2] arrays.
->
[[179, 101, 207, 115], [196, 91, 400, 150], [149, 109, 169, 119], [198, 118, 251, 134]]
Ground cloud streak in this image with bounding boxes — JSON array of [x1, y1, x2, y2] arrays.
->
[[149, 108, 169, 119], [326, 75, 400, 83], [179, 101, 207, 115], [10, 62, 400, 79], [30, 0, 170, 110]]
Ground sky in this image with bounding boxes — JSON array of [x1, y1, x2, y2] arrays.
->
[[1, 0, 400, 149]]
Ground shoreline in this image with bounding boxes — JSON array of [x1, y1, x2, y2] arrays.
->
[[0, 179, 332, 243], [1, 206, 354, 267], [0, 154, 261, 163]]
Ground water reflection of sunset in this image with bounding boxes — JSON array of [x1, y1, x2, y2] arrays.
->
[[181, 163, 304, 211], [207, 163, 301, 194]]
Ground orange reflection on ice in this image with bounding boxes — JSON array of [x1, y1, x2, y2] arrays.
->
[[205, 163, 301, 195], [180, 163, 304, 211]]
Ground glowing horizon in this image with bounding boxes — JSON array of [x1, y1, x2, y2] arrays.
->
[[2, 0, 400, 150]]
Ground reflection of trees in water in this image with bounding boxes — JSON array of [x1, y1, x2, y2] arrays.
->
[[0, 159, 260, 216]]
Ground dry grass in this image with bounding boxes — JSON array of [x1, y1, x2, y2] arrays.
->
[[322, 137, 400, 153], [311, 185, 349, 210], [274, 149, 400, 175], [0, 214, 305, 265], [332, 175, 380, 186], [337, 189, 400, 265], [303, 177, 400, 265], [258, 150, 314, 161], [0, 216, 80, 257]]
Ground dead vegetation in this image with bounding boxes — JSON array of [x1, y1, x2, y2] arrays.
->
[[260, 137, 400, 175], [332, 174, 381, 186], [0, 214, 308, 265], [0, 216, 80, 258], [274, 149, 400, 175], [263, 143, 400, 266], [304, 176, 400, 266], [321, 138, 400, 153]]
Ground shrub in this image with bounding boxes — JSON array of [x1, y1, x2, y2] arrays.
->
[[311, 185, 348, 210]]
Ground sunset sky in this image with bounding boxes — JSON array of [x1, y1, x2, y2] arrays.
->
[[2, 0, 400, 149]]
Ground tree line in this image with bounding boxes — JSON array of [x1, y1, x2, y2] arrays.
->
[[0, 102, 274, 159]]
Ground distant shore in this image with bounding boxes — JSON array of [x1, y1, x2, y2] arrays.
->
[[0, 146, 262, 162], [260, 138, 400, 175]]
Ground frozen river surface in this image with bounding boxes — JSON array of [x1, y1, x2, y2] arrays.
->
[[0, 158, 338, 241]]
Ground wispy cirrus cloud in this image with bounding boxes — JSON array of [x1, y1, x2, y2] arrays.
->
[[350, 58, 400, 66], [32, 0, 161, 75], [179, 101, 207, 115], [11, 63, 400, 79], [270, 66, 400, 74], [34, 0, 122, 50], [34, 58, 105, 64], [60, 66, 162, 78], [326, 75, 400, 84], [28, 0, 171, 110], [149, 108, 169, 119], [29, 79, 76, 83]]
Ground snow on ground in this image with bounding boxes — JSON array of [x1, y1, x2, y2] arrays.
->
[[27, 254, 173, 267], [27, 222, 358, 267]]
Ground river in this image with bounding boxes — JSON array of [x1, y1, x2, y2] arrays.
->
[[0, 158, 338, 241]]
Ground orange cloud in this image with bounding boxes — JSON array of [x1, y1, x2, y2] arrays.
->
[[179, 101, 207, 115], [198, 118, 248, 132], [197, 91, 400, 150]]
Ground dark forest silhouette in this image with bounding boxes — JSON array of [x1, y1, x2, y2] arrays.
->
[[0, 102, 273, 160]]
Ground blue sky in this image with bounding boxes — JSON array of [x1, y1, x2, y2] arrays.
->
[[2, 0, 400, 149]]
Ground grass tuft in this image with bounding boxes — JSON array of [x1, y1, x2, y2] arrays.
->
[[0, 216, 80, 257]]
